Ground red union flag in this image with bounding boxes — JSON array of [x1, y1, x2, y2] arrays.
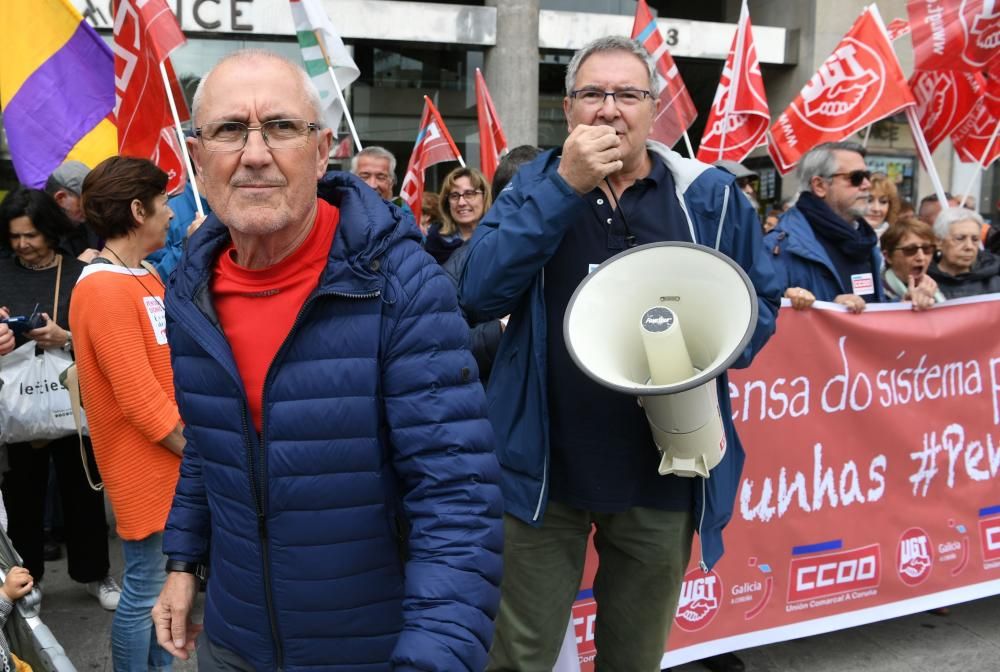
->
[[113, 0, 188, 193], [952, 97, 1000, 166], [631, 0, 697, 149], [400, 96, 462, 223], [908, 0, 1000, 72], [475, 69, 508, 184], [886, 17, 912, 41], [767, 6, 915, 174], [696, 0, 770, 163], [986, 60, 1000, 119], [910, 70, 984, 152]]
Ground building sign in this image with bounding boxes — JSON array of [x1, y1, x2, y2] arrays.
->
[[74, 0, 281, 33]]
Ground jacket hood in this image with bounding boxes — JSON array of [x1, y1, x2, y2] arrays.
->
[[171, 171, 419, 301]]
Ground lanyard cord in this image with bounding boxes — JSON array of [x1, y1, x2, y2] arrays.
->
[[603, 177, 637, 248]]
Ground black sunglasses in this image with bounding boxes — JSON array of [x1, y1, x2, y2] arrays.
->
[[827, 170, 872, 187], [893, 243, 935, 257]]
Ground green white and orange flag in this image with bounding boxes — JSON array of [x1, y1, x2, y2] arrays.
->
[[288, 0, 360, 137]]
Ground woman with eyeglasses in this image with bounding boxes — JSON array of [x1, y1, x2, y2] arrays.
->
[[864, 173, 901, 239], [928, 207, 1000, 299], [879, 217, 944, 310], [424, 167, 492, 264]]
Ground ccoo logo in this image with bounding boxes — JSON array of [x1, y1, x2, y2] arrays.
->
[[674, 568, 722, 632], [796, 39, 885, 133], [896, 527, 933, 587]]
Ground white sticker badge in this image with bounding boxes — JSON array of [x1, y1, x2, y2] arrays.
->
[[143, 296, 168, 345], [851, 272, 875, 296]]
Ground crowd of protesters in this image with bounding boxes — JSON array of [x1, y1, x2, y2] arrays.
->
[[0, 35, 998, 672]]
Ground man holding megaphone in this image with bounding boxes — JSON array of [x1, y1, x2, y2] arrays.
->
[[460, 35, 782, 672]]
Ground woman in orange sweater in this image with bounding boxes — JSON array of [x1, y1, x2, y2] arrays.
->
[[70, 157, 183, 671]]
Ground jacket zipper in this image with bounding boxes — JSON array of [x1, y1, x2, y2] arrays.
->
[[253, 286, 381, 670]]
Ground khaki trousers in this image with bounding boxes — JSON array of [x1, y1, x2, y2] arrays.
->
[[488, 501, 694, 672]]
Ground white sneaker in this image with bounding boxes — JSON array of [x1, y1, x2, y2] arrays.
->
[[87, 576, 121, 611]]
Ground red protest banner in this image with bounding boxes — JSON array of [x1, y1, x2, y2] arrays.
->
[[952, 96, 1000, 167], [767, 6, 914, 174], [560, 297, 1000, 670], [696, 0, 770, 164], [910, 70, 985, 152], [113, 0, 188, 193], [907, 0, 1000, 72], [399, 96, 462, 223], [631, 0, 697, 149]]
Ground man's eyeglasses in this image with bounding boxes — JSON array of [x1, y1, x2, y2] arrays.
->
[[569, 88, 653, 107], [893, 243, 935, 257], [827, 170, 872, 187], [447, 189, 483, 203], [195, 118, 320, 152]]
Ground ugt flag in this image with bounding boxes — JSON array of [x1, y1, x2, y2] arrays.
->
[[113, 0, 189, 194], [696, 0, 770, 163], [952, 97, 1000, 167], [475, 68, 508, 184], [0, 0, 117, 188], [910, 70, 984, 153], [767, 5, 915, 174], [631, 0, 697, 149], [907, 0, 1000, 72], [886, 17, 912, 41], [400, 96, 463, 223], [289, 0, 361, 136]]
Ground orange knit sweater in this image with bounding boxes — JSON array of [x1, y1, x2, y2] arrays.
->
[[69, 265, 180, 541]]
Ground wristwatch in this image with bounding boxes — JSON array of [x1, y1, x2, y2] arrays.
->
[[165, 559, 209, 581], [61, 331, 73, 352]]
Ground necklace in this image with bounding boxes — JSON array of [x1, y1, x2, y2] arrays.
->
[[102, 245, 166, 307], [17, 251, 58, 271]]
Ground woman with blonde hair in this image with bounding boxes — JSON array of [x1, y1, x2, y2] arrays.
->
[[425, 167, 491, 264], [864, 173, 901, 238]]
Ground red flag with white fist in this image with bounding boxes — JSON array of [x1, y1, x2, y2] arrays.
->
[[767, 6, 915, 174], [910, 70, 985, 152], [907, 0, 1000, 72], [113, 0, 189, 194], [631, 0, 697, 149], [400, 96, 463, 223], [696, 0, 770, 163]]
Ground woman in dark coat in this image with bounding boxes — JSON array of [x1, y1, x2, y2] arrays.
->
[[928, 207, 1000, 299]]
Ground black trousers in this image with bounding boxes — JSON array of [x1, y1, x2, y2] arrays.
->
[[2, 434, 109, 583]]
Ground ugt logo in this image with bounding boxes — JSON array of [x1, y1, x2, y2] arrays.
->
[[896, 528, 933, 587], [961, 0, 1000, 68], [799, 39, 884, 132], [674, 568, 722, 632]]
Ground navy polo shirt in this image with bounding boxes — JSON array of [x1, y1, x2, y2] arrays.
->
[[544, 153, 696, 513]]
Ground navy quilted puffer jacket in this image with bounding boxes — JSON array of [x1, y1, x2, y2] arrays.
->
[[162, 172, 503, 671]]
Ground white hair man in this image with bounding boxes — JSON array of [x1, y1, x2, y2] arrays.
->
[[152, 49, 502, 671], [351, 145, 397, 200]]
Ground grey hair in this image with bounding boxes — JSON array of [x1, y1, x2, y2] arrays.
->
[[351, 146, 397, 185], [797, 141, 867, 192], [191, 49, 324, 126], [933, 206, 984, 240], [564, 36, 656, 96]]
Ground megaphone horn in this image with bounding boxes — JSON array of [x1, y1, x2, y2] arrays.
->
[[563, 242, 758, 478]]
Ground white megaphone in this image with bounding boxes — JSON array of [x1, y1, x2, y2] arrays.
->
[[563, 242, 757, 478]]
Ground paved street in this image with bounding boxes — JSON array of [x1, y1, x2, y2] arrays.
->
[[27, 535, 1000, 671]]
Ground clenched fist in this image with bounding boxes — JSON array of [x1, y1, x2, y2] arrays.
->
[[557, 125, 623, 194]]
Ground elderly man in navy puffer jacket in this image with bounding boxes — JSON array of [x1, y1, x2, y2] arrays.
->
[[151, 49, 502, 672]]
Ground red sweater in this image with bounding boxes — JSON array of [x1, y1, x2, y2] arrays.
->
[[211, 200, 340, 430]]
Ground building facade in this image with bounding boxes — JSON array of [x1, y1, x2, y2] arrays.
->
[[0, 0, 994, 217]]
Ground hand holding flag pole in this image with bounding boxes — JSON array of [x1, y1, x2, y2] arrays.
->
[[159, 63, 203, 217], [312, 30, 363, 153]]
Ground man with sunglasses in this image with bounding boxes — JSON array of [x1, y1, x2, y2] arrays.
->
[[152, 50, 502, 671], [765, 141, 884, 313]]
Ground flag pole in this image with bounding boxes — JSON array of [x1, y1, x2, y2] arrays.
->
[[861, 124, 873, 148], [905, 106, 949, 207], [960, 120, 1000, 207], [313, 30, 363, 153], [681, 131, 695, 158], [159, 62, 203, 218]]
